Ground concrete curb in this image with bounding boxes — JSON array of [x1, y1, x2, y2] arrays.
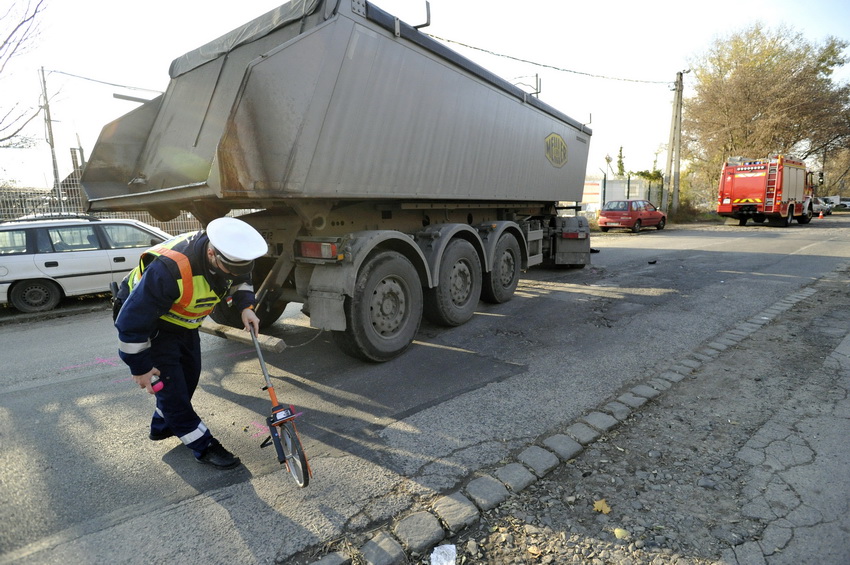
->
[[0, 299, 110, 326]]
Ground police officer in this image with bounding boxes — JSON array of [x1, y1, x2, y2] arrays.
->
[[115, 217, 267, 469]]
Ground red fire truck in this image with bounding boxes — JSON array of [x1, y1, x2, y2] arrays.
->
[[716, 155, 815, 226]]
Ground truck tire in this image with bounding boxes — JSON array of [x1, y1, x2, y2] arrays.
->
[[797, 207, 813, 224], [424, 239, 482, 326], [10, 279, 61, 313], [333, 250, 423, 362], [482, 232, 521, 304]]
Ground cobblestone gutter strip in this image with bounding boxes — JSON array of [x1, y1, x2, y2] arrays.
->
[[296, 269, 845, 565]]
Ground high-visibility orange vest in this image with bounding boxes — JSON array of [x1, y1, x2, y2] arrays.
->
[[127, 232, 223, 329]]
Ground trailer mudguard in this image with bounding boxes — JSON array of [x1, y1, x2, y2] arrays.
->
[[306, 230, 430, 330], [413, 224, 487, 283], [476, 221, 529, 272]]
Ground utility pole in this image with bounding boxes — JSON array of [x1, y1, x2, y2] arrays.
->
[[663, 71, 686, 214], [40, 67, 64, 213]]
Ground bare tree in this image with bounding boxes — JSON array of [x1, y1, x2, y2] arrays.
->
[[682, 23, 850, 202], [0, 0, 46, 146]]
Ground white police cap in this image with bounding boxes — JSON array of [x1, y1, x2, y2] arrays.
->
[[207, 217, 267, 274]]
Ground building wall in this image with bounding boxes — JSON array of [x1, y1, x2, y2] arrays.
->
[[582, 176, 662, 212]]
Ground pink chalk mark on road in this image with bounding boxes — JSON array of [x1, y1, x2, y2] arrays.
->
[[61, 356, 121, 371], [226, 348, 255, 358], [249, 421, 268, 438]]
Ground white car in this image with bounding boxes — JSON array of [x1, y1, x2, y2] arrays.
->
[[0, 215, 171, 313], [810, 198, 829, 216]]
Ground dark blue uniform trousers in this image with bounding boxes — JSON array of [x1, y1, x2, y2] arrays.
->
[[149, 326, 214, 458]]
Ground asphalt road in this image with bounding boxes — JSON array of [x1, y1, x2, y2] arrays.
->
[[2, 214, 849, 564]]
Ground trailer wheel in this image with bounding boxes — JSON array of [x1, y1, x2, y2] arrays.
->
[[333, 250, 423, 362], [482, 232, 521, 304], [424, 239, 482, 326]]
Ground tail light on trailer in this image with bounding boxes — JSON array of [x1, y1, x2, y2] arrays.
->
[[298, 240, 343, 261]]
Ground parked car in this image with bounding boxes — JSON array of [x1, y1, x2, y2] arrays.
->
[[598, 199, 667, 233], [0, 214, 171, 312], [811, 198, 832, 216]]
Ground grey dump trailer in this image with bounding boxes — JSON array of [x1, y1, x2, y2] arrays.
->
[[81, 0, 593, 361]]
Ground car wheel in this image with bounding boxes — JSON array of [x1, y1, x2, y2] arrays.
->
[[631, 220, 642, 233], [10, 279, 62, 313], [600, 227, 610, 232], [656, 218, 666, 230]]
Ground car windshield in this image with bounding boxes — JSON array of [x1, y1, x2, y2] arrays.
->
[[603, 201, 628, 211]]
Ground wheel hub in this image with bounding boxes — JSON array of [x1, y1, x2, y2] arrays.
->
[[450, 261, 472, 305], [370, 278, 406, 335], [23, 286, 49, 307], [498, 252, 515, 287]]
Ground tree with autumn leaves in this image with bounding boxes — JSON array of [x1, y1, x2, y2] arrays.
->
[[681, 23, 850, 205]]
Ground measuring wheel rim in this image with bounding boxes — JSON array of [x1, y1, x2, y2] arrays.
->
[[280, 422, 309, 487]]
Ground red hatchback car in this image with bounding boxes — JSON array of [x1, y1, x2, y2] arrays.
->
[[598, 199, 667, 233]]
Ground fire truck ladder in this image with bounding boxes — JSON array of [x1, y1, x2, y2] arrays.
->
[[764, 164, 778, 212]]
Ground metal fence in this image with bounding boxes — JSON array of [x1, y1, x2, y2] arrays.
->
[[0, 168, 201, 236]]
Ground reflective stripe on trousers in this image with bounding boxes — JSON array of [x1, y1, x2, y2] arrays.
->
[[148, 327, 214, 457]]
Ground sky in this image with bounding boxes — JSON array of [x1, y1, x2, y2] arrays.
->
[[2, 0, 850, 189]]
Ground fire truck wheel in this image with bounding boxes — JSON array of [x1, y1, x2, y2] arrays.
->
[[738, 218, 748, 226]]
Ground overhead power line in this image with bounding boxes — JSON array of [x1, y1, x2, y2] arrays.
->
[[44, 69, 162, 94], [428, 34, 671, 86]]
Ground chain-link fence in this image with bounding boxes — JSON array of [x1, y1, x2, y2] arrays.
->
[[0, 167, 201, 236]]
